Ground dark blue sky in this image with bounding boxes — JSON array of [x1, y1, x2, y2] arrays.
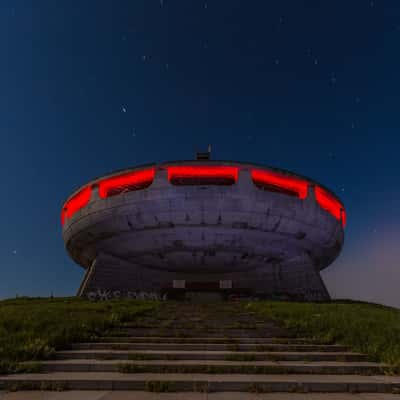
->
[[1, 1, 399, 306]]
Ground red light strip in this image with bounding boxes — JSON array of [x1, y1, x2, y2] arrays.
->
[[167, 166, 239, 183], [251, 169, 308, 199], [315, 186, 346, 227], [98, 168, 155, 199], [61, 186, 92, 225]]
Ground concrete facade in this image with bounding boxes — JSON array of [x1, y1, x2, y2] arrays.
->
[[62, 160, 345, 301]]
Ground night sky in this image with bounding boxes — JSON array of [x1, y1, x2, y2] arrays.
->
[[1, 1, 399, 307]]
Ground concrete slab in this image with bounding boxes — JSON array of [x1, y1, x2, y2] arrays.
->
[[55, 349, 368, 361], [7, 371, 399, 382], [69, 342, 349, 352], [97, 336, 318, 344], [1, 372, 400, 393], [0, 391, 107, 400], [1, 392, 400, 400], [100, 393, 205, 400], [39, 359, 383, 366], [358, 395, 400, 400], [98, 393, 374, 400], [38, 358, 385, 374], [96, 337, 322, 346], [117, 328, 291, 338], [199, 396, 400, 400]]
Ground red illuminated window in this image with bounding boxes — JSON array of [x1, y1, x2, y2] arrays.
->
[[61, 186, 92, 225], [315, 186, 346, 227], [167, 166, 239, 185], [98, 168, 155, 199], [251, 169, 308, 199]]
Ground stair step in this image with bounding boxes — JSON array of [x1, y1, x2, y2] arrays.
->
[[0, 393, 393, 399], [97, 336, 320, 344], [122, 322, 279, 329], [68, 343, 349, 352], [1, 372, 399, 392], [114, 328, 293, 338], [55, 350, 368, 362], [120, 325, 277, 330], [37, 359, 386, 375]]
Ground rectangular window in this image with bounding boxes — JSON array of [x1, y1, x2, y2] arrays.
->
[[251, 169, 308, 199], [315, 186, 346, 227], [167, 166, 239, 186], [98, 168, 155, 199], [61, 186, 92, 225]]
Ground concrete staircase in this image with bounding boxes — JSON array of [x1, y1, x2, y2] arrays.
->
[[1, 303, 399, 394]]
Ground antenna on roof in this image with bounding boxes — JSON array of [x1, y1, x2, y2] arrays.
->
[[196, 144, 212, 160]]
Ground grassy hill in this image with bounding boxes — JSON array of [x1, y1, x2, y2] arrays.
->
[[245, 300, 400, 372], [0, 297, 399, 375], [0, 297, 157, 374]]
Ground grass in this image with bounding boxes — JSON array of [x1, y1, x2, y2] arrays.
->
[[225, 353, 256, 361], [1, 296, 400, 377], [127, 353, 154, 360], [0, 296, 158, 374], [116, 363, 312, 374], [226, 343, 240, 351], [3, 381, 68, 392], [145, 380, 176, 392], [244, 300, 400, 372]]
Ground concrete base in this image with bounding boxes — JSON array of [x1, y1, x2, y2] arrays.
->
[[77, 252, 330, 301], [185, 292, 224, 302]]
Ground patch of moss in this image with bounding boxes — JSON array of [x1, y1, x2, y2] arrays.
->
[[145, 380, 176, 392]]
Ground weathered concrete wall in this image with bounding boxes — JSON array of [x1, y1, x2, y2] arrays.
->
[[79, 252, 329, 301]]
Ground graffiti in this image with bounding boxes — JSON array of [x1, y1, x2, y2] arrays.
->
[[86, 289, 168, 301], [296, 287, 326, 301]]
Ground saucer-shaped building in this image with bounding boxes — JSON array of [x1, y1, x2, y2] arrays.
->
[[61, 153, 345, 301]]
